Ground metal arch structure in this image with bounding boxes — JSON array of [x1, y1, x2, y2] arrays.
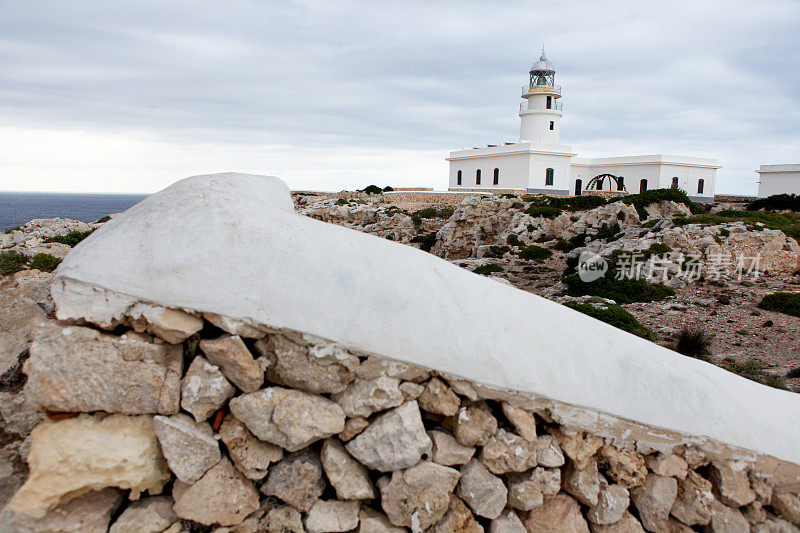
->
[[586, 173, 627, 192]]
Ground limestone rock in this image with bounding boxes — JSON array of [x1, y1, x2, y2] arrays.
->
[[563, 458, 601, 506], [25, 323, 181, 414], [553, 430, 603, 470], [744, 500, 768, 525], [750, 474, 774, 504], [589, 512, 645, 532], [321, 439, 375, 500], [523, 493, 590, 533], [454, 403, 498, 447], [346, 401, 432, 472], [670, 470, 714, 526], [305, 500, 360, 533], [418, 377, 461, 416], [645, 453, 687, 480], [0, 295, 47, 377], [433, 496, 483, 533], [709, 462, 756, 507], [200, 335, 264, 392], [9, 414, 170, 519], [630, 474, 678, 532], [706, 500, 749, 533], [2, 487, 123, 533], [501, 403, 537, 441], [772, 491, 800, 525], [109, 495, 178, 533], [334, 376, 404, 418], [173, 457, 260, 527], [535, 434, 565, 468], [491, 509, 526, 533], [378, 460, 461, 530], [400, 381, 425, 400], [339, 417, 369, 442], [263, 452, 325, 513], [508, 466, 560, 511], [230, 387, 345, 452], [203, 312, 268, 338], [458, 459, 507, 519], [356, 355, 430, 382], [181, 356, 235, 422], [256, 334, 355, 394], [126, 302, 203, 343], [587, 484, 630, 525], [599, 445, 647, 488], [752, 518, 800, 532], [429, 429, 476, 466], [480, 428, 537, 474], [154, 414, 221, 484], [262, 505, 304, 533], [219, 414, 282, 480], [358, 507, 406, 532]]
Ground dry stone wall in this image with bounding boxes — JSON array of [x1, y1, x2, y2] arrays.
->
[[3, 300, 800, 532]]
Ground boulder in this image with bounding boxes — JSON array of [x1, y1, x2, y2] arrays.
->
[[321, 439, 375, 500], [346, 401, 432, 472], [479, 428, 537, 474], [508, 466, 560, 511], [24, 323, 181, 414], [670, 470, 714, 526], [432, 496, 483, 533], [334, 376, 404, 418], [1, 487, 123, 533], [305, 500, 360, 533], [378, 460, 461, 530], [587, 484, 630, 525], [262, 452, 325, 513], [429, 429, 476, 466], [9, 414, 170, 518], [172, 457, 260, 527], [180, 356, 235, 422], [153, 414, 221, 484], [454, 403, 498, 447], [418, 377, 461, 416], [109, 495, 178, 533], [708, 462, 756, 507], [230, 387, 345, 452], [501, 403, 537, 441], [458, 459, 507, 519], [562, 458, 601, 506], [522, 493, 590, 533], [630, 474, 678, 532], [218, 414, 283, 480], [199, 334, 263, 392]]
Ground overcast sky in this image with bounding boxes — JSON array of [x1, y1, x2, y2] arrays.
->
[[1, 0, 798, 194]]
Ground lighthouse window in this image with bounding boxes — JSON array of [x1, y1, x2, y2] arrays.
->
[[545, 168, 554, 186], [546, 96, 552, 109], [476, 169, 481, 185], [549, 121, 554, 130], [698, 179, 705, 194], [671, 177, 679, 189], [457, 170, 462, 185], [493, 168, 499, 185]]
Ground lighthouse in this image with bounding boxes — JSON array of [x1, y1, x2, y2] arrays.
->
[[519, 49, 563, 145]]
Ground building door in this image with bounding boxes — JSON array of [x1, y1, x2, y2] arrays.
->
[[640, 179, 648, 193], [575, 179, 582, 196]]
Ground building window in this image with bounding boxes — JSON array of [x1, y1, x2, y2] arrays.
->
[[545, 168, 554, 186], [697, 179, 704, 194], [546, 96, 552, 109], [671, 177, 679, 189], [476, 169, 481, 185], [493, 168, 499, 185], [617, 176, 624, 191], [549, 121, 554, 130], [640, 179, 648, 193], [457, 170, 462, 185]]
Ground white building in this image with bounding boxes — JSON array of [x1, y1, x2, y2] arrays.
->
[[447, 51, 720, 201], [756, 164, 800, 198]]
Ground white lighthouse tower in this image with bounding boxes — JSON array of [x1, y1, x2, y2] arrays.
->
[[519, 49, 563, 145]]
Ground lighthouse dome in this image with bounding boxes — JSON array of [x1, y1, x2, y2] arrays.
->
[[530, 50, 555, 74]]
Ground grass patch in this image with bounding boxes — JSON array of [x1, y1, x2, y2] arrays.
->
[[674, 210, 800, 240], [563, 274, 675, 304], [474, 263, 504, 275], [721, 358, 787, 390], [0, 251, 28, 275], [95, 215, 111, 223], [43, 229, 94, 247], [758, 292, 800, 317], [3, 225, 22, 234], [565, 302, 656, 340], [28, 253, 61, 272], [618, 188, 699, 219], [524, 205, 562, 218], [518, 245, 553, 261], [675, 327, 712, 359], [410, 232, 437, 252], [747, 194, 800, 212]]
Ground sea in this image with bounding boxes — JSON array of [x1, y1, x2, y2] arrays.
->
[[0, 192, 149, 232]]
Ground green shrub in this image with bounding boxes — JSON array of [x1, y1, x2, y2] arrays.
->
[[595, 222, 622, 242], [524, 205, 562, 218], [43, 229, 94, 247], [758, 292, 800, 317], [382, 186, 394, 192], [618, 188, 698, 219], [675, 327, 712, 359], [336, 198, 349, 205], [553, 234, 589, 252], [549, 195, 607, 211], [518, 245, 552, 261], [720, 358, 787, 390], [487, 245, 510, 258], [413, 207, 454, 219], [3, 226, 22, 234], [747, 194, 800, 212], [28, 253, 62, 272], [506, 234, 523, 247], [565, 302, 656, 340], [410, 232, 437, 252], [474, 263, 504, 275], [500, 193, 518, 199], [563, 274, 675, 304], [360, 185, 383, 195], [719, 228, 730, 237], [641, 219, 660, 229], [0, 251, 28, 275], [646, 243, 673, 258], [673, 210, 800, 240], [95, 215, 111, 223]]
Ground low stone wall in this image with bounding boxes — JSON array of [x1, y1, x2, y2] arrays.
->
[[3, 299, 800, 531], [449, 188, 527, 195], [383, 190, 493, 206], [582, 190, 629, 199]]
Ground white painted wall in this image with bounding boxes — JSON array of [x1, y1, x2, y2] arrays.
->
[[520, 92, 562, 145], [447, 151, 531, 190], [757, 165, 800, 197]]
